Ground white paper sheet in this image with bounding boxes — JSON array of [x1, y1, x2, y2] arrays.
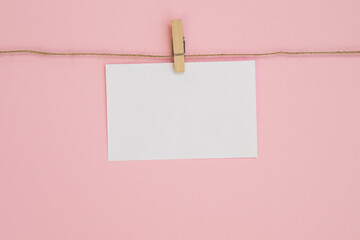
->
[[106, 61, 257, 160]]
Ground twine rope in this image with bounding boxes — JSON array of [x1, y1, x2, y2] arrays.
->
[[0, 49, 360, 58]]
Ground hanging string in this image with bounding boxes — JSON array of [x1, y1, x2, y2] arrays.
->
[[0, 49, 360, 58]]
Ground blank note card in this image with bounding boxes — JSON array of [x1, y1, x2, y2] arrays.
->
[[106, 61, 257, 160]]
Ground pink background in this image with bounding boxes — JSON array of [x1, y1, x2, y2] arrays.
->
[[1, 0, 360, 239]]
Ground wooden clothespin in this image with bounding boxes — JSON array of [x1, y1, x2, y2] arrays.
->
[[171, 19, 185, 72]]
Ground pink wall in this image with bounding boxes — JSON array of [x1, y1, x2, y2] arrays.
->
[[1, 0, 360, 239]]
